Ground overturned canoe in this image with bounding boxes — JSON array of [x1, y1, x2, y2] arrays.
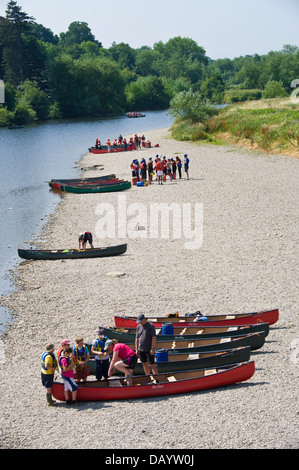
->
[[48, 174, 118, 188], [61, 181, 131, 193], [49, 174, 116, 187], [114, 308, 279, 328], [18, 243, 127, 260], [88, 346, 251, 376], [52, 361, 255, 402], [101, 323, 269, 343], [51, 179, 122, 190]]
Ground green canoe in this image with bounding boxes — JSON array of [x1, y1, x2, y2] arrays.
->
[[60, 181, 131, 193], [88, 346, 251, 376]]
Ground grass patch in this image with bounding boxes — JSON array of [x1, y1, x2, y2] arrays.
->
[[170, 99, 299, 157]]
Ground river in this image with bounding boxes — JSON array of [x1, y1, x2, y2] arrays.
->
[[0, 110, 174, 334]]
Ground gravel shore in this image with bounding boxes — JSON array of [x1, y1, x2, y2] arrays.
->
[[0, 127, 298, 449]]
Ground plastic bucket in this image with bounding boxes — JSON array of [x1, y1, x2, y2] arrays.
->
[[162, 322, 174, 335], [155, 348, 169, 362]]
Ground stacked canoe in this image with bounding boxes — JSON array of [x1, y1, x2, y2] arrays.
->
[[52, 307, 279, 402], [49, 174, 131, 193]]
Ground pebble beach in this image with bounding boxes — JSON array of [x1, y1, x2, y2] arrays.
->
[[0, 127, 298, 450]]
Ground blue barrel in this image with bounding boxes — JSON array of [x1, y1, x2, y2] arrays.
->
[[155, 348, 169, 362], [196, 315, 209, 321], [162, 322, 174, 335]]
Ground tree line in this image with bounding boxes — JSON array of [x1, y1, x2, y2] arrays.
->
[[0, 0, 298, 126]]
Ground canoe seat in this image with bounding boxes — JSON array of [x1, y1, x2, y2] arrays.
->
[[204, 368, 216, 376], [167, 376, 177, 382], [109, 380, 123, 387]]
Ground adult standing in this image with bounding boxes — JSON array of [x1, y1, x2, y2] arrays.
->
[[105, 340, 137, 386], [154, 158, 164, 185], [91, 329, 110, 381], [171, 158, 177, 180], [79, 231, 94, 250], [148, 157, 153, 182], [176, 157, 182, 179], [135, 314, 158, 376], [184, 154, 190, 180], [41, 343, 58, 406]]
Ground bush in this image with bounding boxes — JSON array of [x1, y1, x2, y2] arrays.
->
[[262, 81, 288, 99], [169, 89, 219, 123], [0, 106, 15, 127], [224, 88, 262, 103], [13, 101, 36, 124]]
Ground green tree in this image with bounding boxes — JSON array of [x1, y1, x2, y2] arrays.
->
[[109, 42, 136, 70], [59, 21, 101, 47], [125, 76, 170, 110], [262, 80, 288, 99], [19, 80, 49, 119], [0, 1, 47, 87], [169, 89, 218, 123]]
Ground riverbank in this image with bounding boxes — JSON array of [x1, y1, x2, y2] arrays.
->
[[171, 98, 299, 158], [0, 128, 298, 449]]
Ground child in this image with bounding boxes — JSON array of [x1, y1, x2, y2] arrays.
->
[[73, 336, 90, 383], [41, 343, 58, 406], [59, 347, 78, 404], [91, 329, 110, 381]]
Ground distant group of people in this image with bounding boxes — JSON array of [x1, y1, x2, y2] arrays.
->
[[41, 315, 157, 405], [95, 134, 147, 152], [131, 154, 190, 184]]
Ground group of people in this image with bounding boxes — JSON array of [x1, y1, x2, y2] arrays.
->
[[131, 154, 190, 184], [95, 134, 147, 151], [41, 314, 157, 405]]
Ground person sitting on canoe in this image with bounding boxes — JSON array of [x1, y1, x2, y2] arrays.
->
[[95, 138, 102, 149], [105, 339, 137, 386], [79, 231, 94, 250]]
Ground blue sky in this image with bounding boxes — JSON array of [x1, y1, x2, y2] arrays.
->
[[1, 0, 298, 59]]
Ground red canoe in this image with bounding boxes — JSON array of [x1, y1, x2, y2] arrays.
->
[[114, 309, 279, 328], [89, 145, 137, 154], [52, 361, 255, 402]]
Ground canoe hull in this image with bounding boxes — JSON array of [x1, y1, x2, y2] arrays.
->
[[119, 332, 265, 352], [18, 244, 127, 260], [62, 181, 131, 193], [88, 346, 251, 375], [114, 309, 279, 327], [101, 323, 269, 342], [52, 361, 255, 401], [89, 145, 136, 154], [49, 174, 116, 187]]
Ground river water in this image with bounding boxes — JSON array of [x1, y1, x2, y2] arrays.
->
[[0, 110, 174, 334]]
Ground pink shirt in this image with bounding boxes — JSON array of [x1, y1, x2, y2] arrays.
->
[[60, 356, 74, 378], [114, 343, 135, 360]]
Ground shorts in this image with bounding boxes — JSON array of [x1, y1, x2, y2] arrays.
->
[[83, 233, 92, 244], [123, 354, 137, 369], [139, 350, 155, 365], [41, 372, 54, 389], [62, 375, 79, 392], [157, 170, 163, 176]]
